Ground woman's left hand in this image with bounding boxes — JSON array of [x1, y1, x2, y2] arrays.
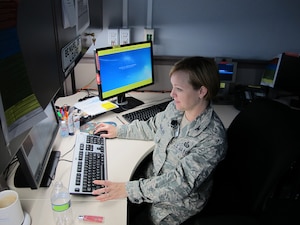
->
[[92, 180, 127, 202]]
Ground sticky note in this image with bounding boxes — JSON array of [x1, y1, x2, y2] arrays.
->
[[102, 102, 117, 110]]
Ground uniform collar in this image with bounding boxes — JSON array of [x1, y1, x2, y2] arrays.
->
[[168, 101, 214, 137]]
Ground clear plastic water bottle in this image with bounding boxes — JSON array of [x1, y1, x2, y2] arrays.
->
[[51, 181, 73, 225]]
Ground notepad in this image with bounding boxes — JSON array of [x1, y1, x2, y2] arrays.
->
[[73, 96, 118, 116]]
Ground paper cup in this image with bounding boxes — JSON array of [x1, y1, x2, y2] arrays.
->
[[0, 190, 24, 225]]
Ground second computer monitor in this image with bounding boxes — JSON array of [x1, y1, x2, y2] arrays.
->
[[94, 41, 154, 112], [260, 52, 300, 94], [218, 61, 237, 84], [217, 61, 237, 98]]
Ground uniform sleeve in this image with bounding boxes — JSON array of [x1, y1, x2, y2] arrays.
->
[[126, 128, 227, 204], [117, 110, 165, 141]]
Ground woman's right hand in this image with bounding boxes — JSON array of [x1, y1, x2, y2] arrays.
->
[[94, 123, 117, 138]]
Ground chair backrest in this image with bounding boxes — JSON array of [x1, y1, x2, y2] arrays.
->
[[204, 98, 300, 215]]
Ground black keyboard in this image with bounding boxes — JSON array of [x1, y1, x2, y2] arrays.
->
[[68, 132, 107, 195], [122, 100, 172, 123]]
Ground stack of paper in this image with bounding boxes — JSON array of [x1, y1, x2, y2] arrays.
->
[[73, 96, 118, 116]]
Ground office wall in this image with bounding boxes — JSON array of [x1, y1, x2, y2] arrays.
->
[[89, 0, 300, 60], [74, 0, 300, 93], [151, 0, 300, 60]]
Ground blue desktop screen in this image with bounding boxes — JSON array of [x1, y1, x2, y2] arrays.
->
[[95, 42, 153, 100], [218, 62, 235, 81]]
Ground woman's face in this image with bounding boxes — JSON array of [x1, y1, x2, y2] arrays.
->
[[170, 70, 202, 111]]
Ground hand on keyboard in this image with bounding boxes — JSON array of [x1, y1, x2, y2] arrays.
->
[[92, 180, 127, 202]]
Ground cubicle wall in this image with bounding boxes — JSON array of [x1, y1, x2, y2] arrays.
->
[[73, 56, 267, 95]]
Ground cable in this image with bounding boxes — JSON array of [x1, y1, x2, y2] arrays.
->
[[60, 143, 75, 159], [78, 77, 97, 92], [77, 89, 98, 102], [59, 159, 72, 163], [4, 156, 19, 181]]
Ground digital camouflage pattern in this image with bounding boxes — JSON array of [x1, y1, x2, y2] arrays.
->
[[117, 101, 227, 224]]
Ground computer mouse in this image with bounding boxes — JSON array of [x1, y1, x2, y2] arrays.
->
[[94, 130, 108, 136], [103, 121, 117, 127]]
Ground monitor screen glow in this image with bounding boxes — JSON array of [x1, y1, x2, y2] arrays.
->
[[260, 57, 280, 88], [218, 61, 237, 83]]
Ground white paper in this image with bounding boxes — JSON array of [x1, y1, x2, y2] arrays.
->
[[62, 0, 77, 28], [73, 96, 118, 116]]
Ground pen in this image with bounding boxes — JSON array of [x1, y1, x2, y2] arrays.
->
[[57, 111, 62, 120], [116, 115, 125, 124], [60, 108, 65, 120], [78, 215, 104, 223]]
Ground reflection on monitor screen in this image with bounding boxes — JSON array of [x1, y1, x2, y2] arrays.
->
[[94, 41, 154, 112]]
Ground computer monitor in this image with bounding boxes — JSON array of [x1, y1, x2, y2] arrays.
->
[[14, 100, 60, 189], [0, 67, 60, 189], [94, 41, 154, 112], [0, 53, 46, 183], [216, 61, 237, 99], [0, 64, 59, 189], [260, 53, 300, 93], [260, 53, 300, 108], [260, 57, 279, 88], [218, 61, 237, 84]]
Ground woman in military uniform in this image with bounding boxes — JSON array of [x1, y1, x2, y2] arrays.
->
[[93, 56, 227, 225]]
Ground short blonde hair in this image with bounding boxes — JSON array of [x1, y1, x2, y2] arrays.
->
[[169, 57, 220, 101]]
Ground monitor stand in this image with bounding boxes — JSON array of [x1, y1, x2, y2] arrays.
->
[[112, 94, 144, 113]]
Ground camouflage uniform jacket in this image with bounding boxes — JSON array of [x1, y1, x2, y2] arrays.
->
[[117, 101, 227, 224]]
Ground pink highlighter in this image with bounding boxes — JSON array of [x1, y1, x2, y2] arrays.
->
[[78, 215, 104, 223]]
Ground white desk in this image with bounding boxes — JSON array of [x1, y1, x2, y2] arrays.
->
[[7, 91, 239, 225]]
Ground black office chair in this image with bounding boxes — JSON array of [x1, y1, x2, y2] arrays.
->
[[183, 98, 300, 225]]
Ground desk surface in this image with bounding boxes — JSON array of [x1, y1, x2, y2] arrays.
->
[[7, 91, 239, 225]]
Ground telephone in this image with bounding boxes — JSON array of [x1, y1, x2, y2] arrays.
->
[[234, 85, 267, 110]]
